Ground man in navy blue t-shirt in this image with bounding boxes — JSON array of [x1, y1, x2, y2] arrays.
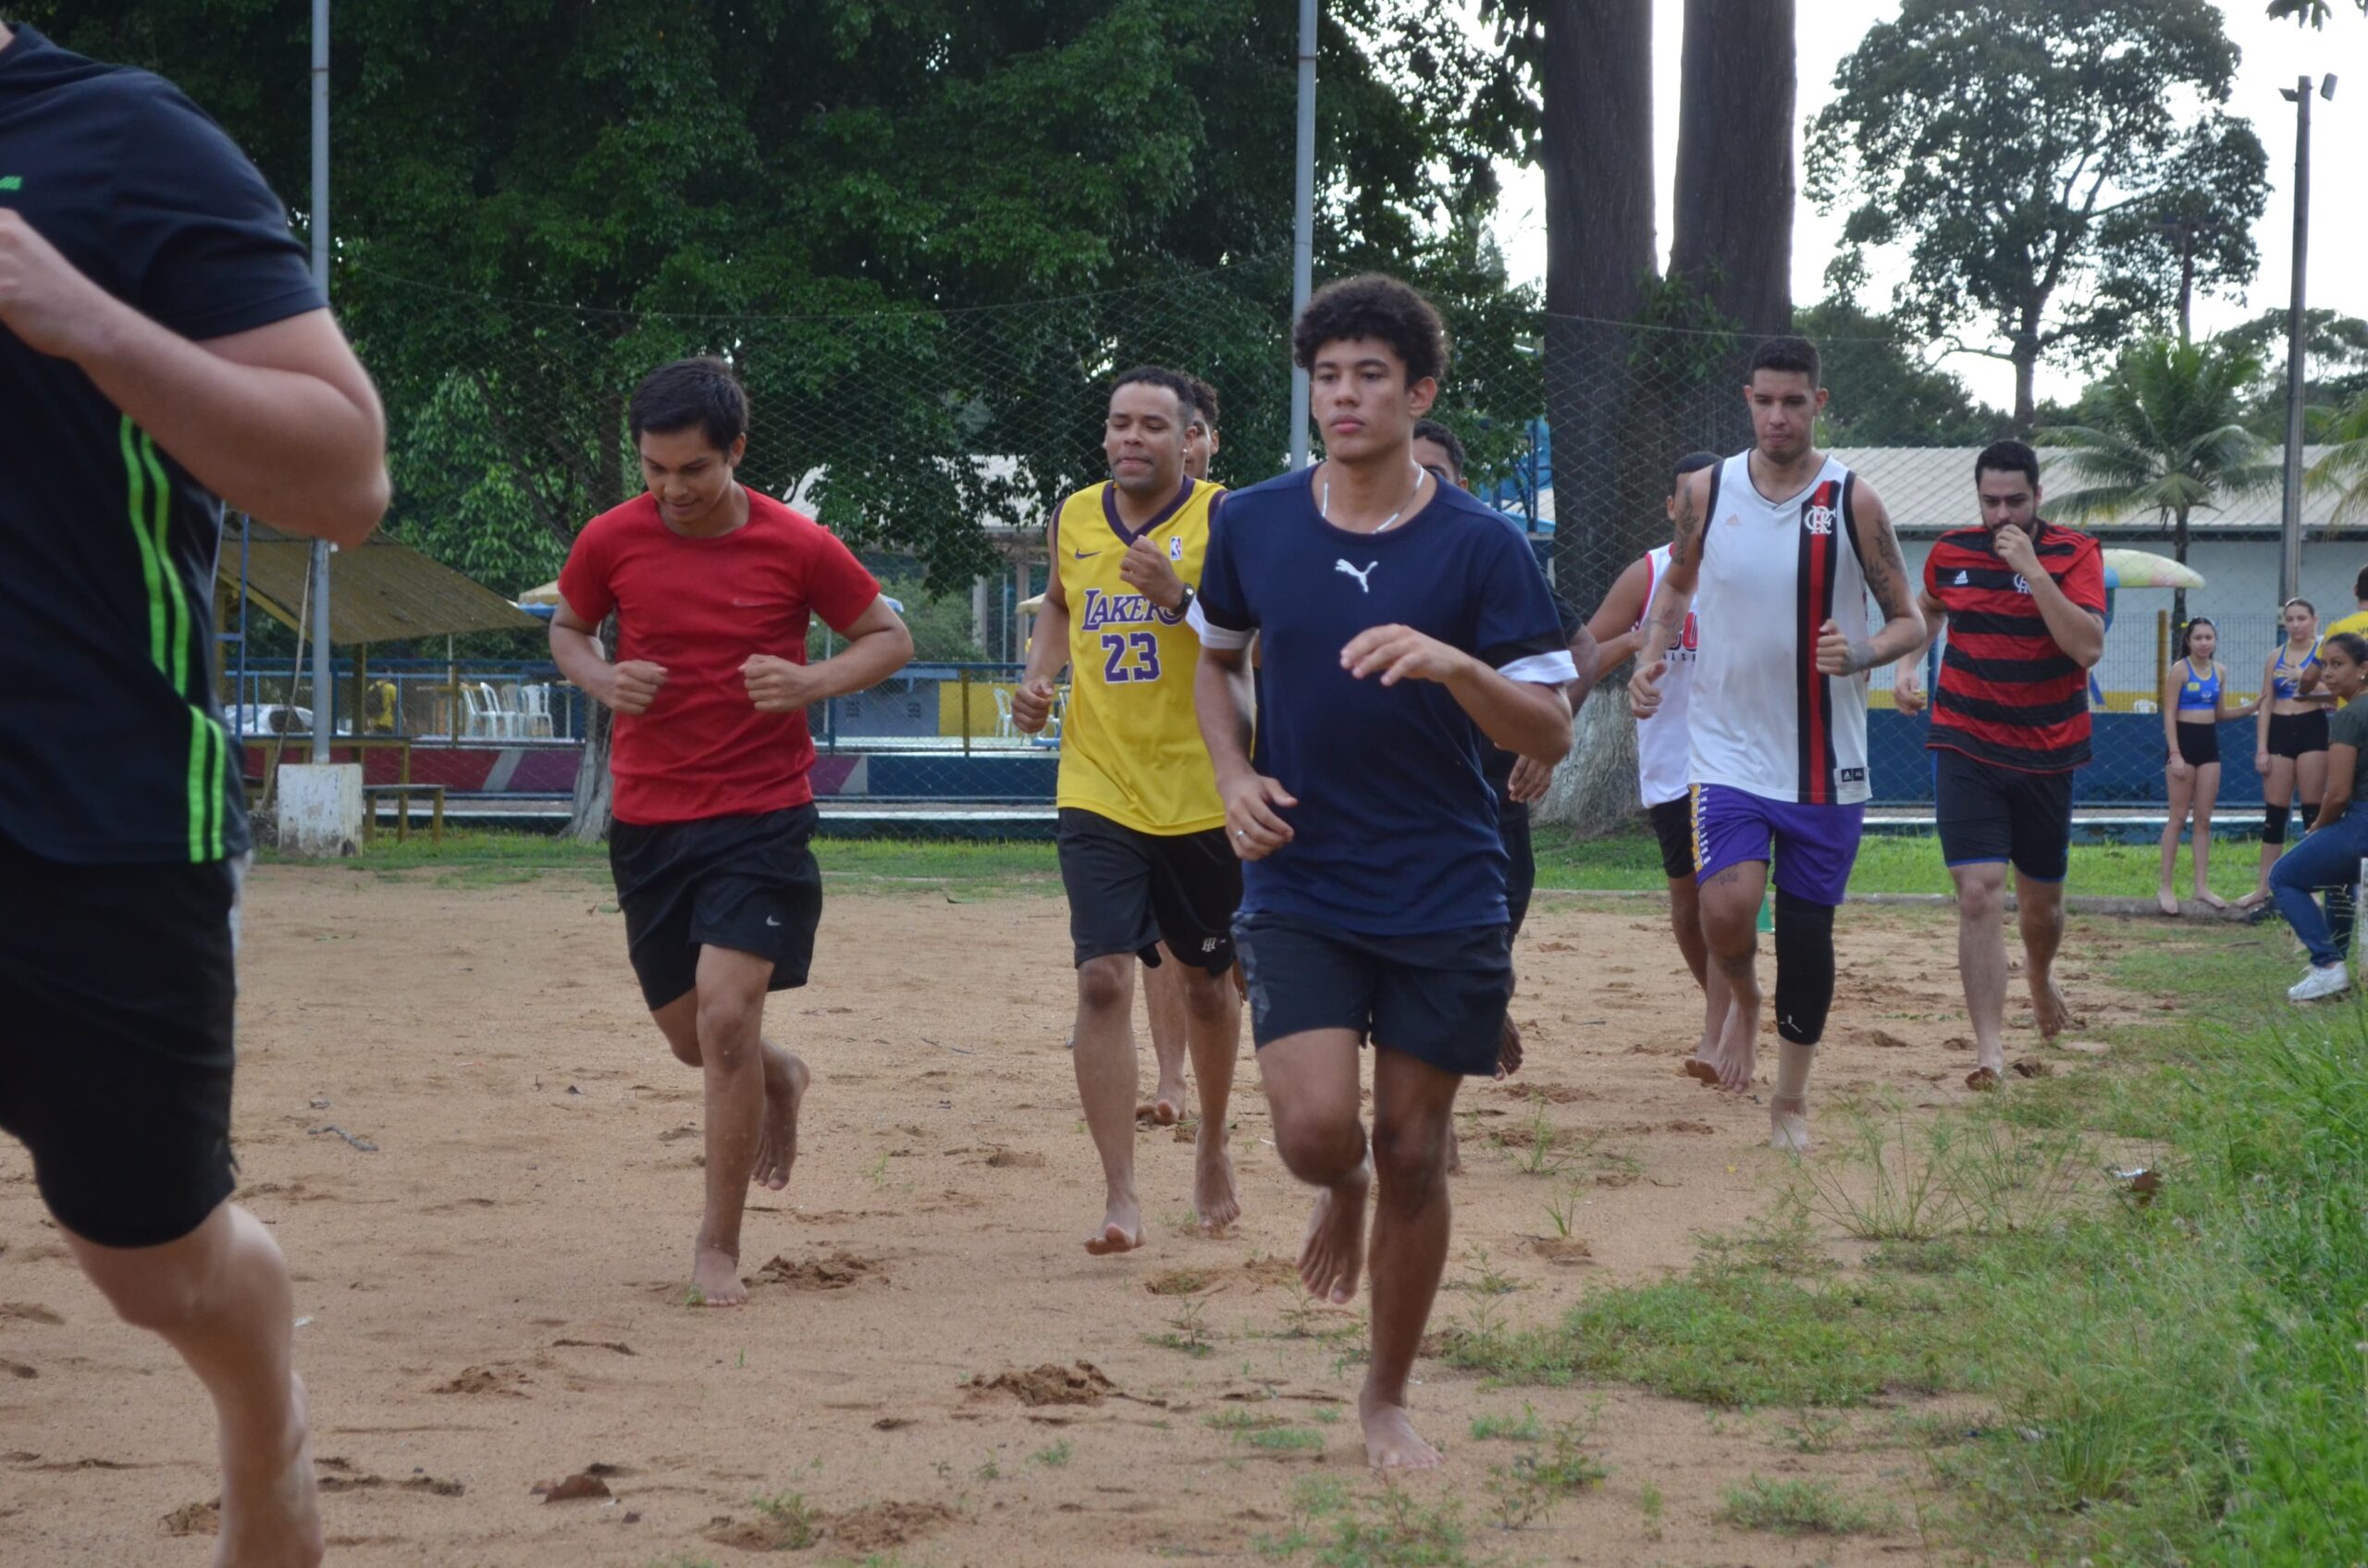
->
[[1, 21, 387, 1565], [1190, 275, 1576, 1471]]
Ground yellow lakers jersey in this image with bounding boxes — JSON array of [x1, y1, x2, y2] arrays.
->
[[1054, 477, 1227, 833]]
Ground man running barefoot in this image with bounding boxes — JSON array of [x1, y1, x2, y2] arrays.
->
[[1630, 338, 1923, 1152], [1132, 376, 1232, 1126], [1584, 451, 1730, 1079], [551, 359, 913, 1306], [1194, 277, 1576, 1468], [0, 22, 388, 1564], [1016, 366, 1246, 1251], [1892, 441, 2103, 1088]]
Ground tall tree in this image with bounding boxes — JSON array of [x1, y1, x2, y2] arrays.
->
[[1669, 0, 1796, 453], [1807, 0, 2268, 432], [2041, 338, 2275, 626], [2268, 1, 2367, 21]]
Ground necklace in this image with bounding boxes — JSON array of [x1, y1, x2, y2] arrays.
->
[[1320, 459, 1427, 534]]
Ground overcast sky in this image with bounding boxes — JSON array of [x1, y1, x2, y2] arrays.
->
[[1471, 1, 2365, 407]]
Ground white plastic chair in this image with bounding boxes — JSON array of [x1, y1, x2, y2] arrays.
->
[[993, 685, 1017, 740], [518, 684, 554, 738], [460, 683, 497, 738]]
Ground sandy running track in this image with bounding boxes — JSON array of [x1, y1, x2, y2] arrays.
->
[[0, 865, 2156, 1565]]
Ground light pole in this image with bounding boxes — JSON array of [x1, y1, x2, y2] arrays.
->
[[1288, 0, 1316, 472], [308, 0, 333, 760], [2277, 72, 2336, 606]]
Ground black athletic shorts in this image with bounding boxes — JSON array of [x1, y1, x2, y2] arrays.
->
[[1056, 809, 1240, 973], [0, 831, 242, 1249], [1233, 911, 1511, 1078], [2268, 709, 2330, 759], [1498, 796, 1536, 940], [1646, 796, 1696, 880], [2174, 720, 2220, 768], [609, 805, 822, 1011], [1932, 747, 2073, 883]]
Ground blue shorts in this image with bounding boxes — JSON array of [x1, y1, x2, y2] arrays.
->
[[1690, 784, 1865, 907]]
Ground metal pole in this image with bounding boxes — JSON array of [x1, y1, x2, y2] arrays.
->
[[1288, 0, 1317, 471], [2278, 76, 2313, 607], [307, 0, 333, 761]]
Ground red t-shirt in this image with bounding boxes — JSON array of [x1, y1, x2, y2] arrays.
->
[[557, 488, 881, 825], [1922, 519, 2107, 773]]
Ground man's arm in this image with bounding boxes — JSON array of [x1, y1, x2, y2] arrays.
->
[[1891, 589, 1949, 715], [1992, 527, 2104, 667], [0, 213, 387, 545], [1585, 557, 1654, 670], [1012, 517, 1070, 734], [743, 596, 914, 712], [1195, 640, 1297, 858], [1819, 481, 1926, 676], [550, 599, 666, 716], [1338, 627, 1574, 760], [1629, 470, 1709, 715]]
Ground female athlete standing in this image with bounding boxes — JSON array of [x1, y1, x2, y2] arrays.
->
[[2238, 599, 2336, 911]]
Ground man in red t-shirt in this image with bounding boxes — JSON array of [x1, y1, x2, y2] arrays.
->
[[1893, 439, 2104, 1090], [551, 357, 913, 1306]]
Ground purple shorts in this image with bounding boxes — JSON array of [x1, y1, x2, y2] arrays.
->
[[1690, 784, 1865, 907]]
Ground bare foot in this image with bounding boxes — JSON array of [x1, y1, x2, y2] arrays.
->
[[1359, 1386, 1442, 1471], [1135, 1089, 1183, 1127], [2029, 974, 2071, 1041], [1193, 1127, 1241, 1232], [2196, 889, 2229, 911], [1964, 1067, 2001, 1093], [1298, 1162, 1370, 1305], [750, 1046, 809, 1191], [691, 1245, 747, 1306], [1085, 1192, 1144, 1255], [214, 1372, 323, 1568], [1714, 1031, 1758, 1093], [1768, 1092, 1809, 1154], [2156, 888, 2181, 917], [1680, 1056, 1720, 1086], [1493, 1015, 1523, 1079], [2235, 889, 2270, 911]]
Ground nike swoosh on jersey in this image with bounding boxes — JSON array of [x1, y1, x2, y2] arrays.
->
[[1072, 549, 1102, 560]]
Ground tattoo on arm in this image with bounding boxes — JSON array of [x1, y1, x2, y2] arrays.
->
[[1851, 492, 1925, 668], [1641, 476, 1705, 651]]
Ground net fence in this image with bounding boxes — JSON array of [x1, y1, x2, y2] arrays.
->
[[231, 252, 2357, 823]]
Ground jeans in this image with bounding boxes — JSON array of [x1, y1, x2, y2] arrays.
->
[[2268, 809, 2368, 968]]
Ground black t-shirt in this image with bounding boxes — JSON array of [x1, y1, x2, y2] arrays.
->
[[0, 26, 323, 864]]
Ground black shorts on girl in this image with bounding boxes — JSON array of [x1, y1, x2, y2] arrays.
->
[[2174, 721, 2220, 768], [2268, 709, 2330, 759]]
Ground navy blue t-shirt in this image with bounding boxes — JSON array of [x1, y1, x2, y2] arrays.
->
[[1194, 468, 1575, 934], [0, 26, 323, 865]]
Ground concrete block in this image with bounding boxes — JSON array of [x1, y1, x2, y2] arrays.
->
[[277, 762, 364, 858]]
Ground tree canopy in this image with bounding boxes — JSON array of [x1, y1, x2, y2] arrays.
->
[[1807, 0, 2268, 431]]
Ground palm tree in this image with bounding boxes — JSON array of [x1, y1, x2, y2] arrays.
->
[[2041, 340, 2276, 627], [2308, 389, 2368, 528]]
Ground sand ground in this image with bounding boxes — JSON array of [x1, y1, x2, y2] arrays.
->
[[0, 865, 2164, 1565]]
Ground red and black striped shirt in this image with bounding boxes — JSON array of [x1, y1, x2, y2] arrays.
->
[[1922, 520, 2106, 773]]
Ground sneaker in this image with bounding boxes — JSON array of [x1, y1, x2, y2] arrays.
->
[[2288, 963, 2350, 1003]]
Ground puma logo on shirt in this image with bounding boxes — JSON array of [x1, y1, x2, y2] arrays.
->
[[1334, 559, 1377, 593]]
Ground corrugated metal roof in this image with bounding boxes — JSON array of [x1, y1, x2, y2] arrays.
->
[[224, 525, 540, 645]]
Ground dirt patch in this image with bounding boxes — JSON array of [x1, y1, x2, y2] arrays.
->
[[1528, 1236, 1594, 1266], [0, 1303, 62, 1326], [983, 1148, 1048, 1169], [433, 1365, 527, 1396], [161, 1500, 217, 1537], [972, 1362, 1116, 1406], [832, 1500, 958, 1552], [1143, 1269, 1211, 1296], [749, 1251, 887, 1290]]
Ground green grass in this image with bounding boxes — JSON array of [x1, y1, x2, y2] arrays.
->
[[1716, 1475, 1896, 1536], [281, 823, 2258, 901], [1468, 1405, 1544, 1442]]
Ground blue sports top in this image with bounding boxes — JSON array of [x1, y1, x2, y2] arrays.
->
[[2176, 659, 2220, 713], [2273, 641, 2320, 701], [1191, 468, 1576, 934]]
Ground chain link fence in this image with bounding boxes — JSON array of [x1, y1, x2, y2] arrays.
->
[[232, 251, 2362, 825]]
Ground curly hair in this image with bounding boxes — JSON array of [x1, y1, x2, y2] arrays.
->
[[1291, 274, 1449, 386]]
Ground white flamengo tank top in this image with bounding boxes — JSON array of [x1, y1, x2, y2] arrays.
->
[[1685, 450, 1871, 806], [1634, 545, 1698, 807]]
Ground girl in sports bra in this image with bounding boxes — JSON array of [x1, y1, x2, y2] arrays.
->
[[2158, 618, 2252, 914], [2239, 599, 2337, 910]]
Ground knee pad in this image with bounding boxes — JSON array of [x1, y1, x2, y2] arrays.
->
[[1772, 890, 1837, 1046], [2264, 803, 2291, 846]]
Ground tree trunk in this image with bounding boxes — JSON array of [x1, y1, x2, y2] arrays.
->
[[1533, 0, 1656, 834], [2013, 345, 2039, 434], [2171, 509, 2190, 631], [1669, 0, 1797, 452], [1539, 685, 1642, 833], [564, 613, 618, 843]]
